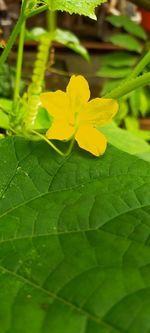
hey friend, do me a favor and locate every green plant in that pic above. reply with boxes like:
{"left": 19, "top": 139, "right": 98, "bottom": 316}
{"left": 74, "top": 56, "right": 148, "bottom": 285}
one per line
{"left": 97, "top": 14, "right": 150, "bottom": 140}
{"left": 0, "top": 1, "right": 150, "bottom": 333}
{"left": 0, "top": 64, "right": 23, "bottom": 99}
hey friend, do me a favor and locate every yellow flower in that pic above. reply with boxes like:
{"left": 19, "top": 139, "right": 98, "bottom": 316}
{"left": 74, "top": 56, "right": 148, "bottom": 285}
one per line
{"left": 40, "top": 75, "right": 118, "bottom": 156}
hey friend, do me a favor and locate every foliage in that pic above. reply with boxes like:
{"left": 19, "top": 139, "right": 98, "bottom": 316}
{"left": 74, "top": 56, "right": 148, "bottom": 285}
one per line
{"left": 44, "top": 0, "right": 106, "bottom": 18}
{"left": 0, "top": 136, "right": 150, "bottom": 333}
{"left": 97, "top": 48, "right": 150, "bottom": 140}
{"left": 0, "top": 64, "right": 24, "bottom": 99}
{"left": 101, "top": 122, "right": 150, "bottom": 160}
{"left": 106, "top": 14, "right": 147, "bottom": 53}
{"left": 25, "top": 27, "right": 89, "bottom": 60}
{"left": 0, "top": 2, "right": 150, "bottom": 332}
{"left": 106, "top": 15, "right": 147, "bottom": 40}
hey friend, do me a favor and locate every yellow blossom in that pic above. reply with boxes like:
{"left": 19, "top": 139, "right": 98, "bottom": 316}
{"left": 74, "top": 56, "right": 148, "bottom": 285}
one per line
{"left": 40, "top": 75, "right": 118, "bottom": 156}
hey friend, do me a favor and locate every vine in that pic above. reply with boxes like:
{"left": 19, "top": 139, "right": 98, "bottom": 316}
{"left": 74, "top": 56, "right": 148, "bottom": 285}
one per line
{"left": 24, "top": 36, "right": 51, "bottom": 130}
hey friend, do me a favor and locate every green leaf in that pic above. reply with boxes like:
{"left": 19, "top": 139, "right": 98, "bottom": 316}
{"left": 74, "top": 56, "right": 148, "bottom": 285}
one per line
{"left": 100, "top": 51, "right": 137, "bottom": 68}
{"left": 54, "top": 29, "right": 90, "bottom": 60}
{"left": 108, "top": 33, "right": 142, "bottom": 53}
{"left": 101, "top": 122, "right": 150, "bottom": 160}
{"left": 125, "top": 116, "right": 139, "bottom": 131}
{"left": 97, "top": 66, "right": 131, "bottom": 78}
{"left": 0, "top": 136, "right": 150, "bottom": 333}
{"left": 0, "top": 98, "right": 12, "bottom": 129}
{"left": 115, "top": 99, "right": 128, "bottom": 125}
{"left": 106, "top": 15, "right": 147, "bottom": 40}
{"left": 100, "top": 79, "right": 123, "bottom": 95}
{"left": 45, "top": 0, "right": 106, "bottom": 18}
{"left": 129, "top": 89, "right": 141, "bottom": 117}
{"left": 139, "top": 87, "right": 150, "bottom": 117}
{"left": 0, "top": 98, "right": 12, "bottom": 114}
{"left": 0, "top": 109, "right": 9, "bottom": 129}
{"left": 124, "top": 117, "right": 150, "bottom": 142}
{"left": 25, "top": 28, "right": 48, "bottom": 41}
{"left": 25, "top": 28, "right": 89, "bottom": 60}
{"left": 34, "top": 107, "right": 52, "bottom": 130}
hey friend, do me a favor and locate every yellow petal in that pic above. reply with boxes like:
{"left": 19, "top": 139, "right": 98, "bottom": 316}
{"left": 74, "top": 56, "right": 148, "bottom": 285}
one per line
{"left": 80, "top": 98, "right": 118, "bottom": 126}
{"left": 66, "top": 75, "right": 90, "bottom": 108}
{"left": 46, "top": 121, "right": 74, "bottom": 141}
{"left": 75, "top": 125, "right": 107, "bottom": 156}
{"left": 40, "top": 91, "right": 69, "bottom": 121}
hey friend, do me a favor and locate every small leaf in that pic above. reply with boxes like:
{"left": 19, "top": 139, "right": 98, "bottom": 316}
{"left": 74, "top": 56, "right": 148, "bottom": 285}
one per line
{"left": 100, "top": 51, "right": 138, "bottom": 68}
{"left": 0, "top": 98, "right": 12, "bottom": 114}
{"left": 34, "top": 107, "right": 52, "bottom": 130}
{"left": 25, "top": 28, "right": 48, "bottom": 41}
{"left": 139, "top": 87, "right": 150, "bottom": 117}
{"left": 54, "top": 29, "right": 89, "bottom": 60}
{"left": 125, "top": 116, "right": 139, "bottom": 131}
{"left": 108, "top": 33, "right": 142, "bottom": 53}
{"left": 129, "top": 89, "right": 141, "bottom": 117}
{"left": 0, "top": 109, "right": 9, "bottom": 129}
{"left": 115, "top": 99, "right": 128, "bottom": 125}
{"left": 97, "top": 66, "right": 131, "bottom": 78}
{"left": 101, "top": 121, "right": 150, "bottom": 158}
{"left": 107, "top": 15, "right": 147, "bottom": 40}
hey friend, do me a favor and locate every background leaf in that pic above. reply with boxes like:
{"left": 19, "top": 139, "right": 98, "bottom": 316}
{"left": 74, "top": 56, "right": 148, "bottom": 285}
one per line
{"left": 106, "top": 15, "right": 147, "bottom": 40}
{"left": 100, "top": 51, "right": 137, "bottom": 68}
{"left": 108, "top": 34, "right": 142, "bottom": 53}
{"left": 0, "top": 137, "right": 150, "bottom": 332}
{"left": 97, "top": 66, "right": 131, "bottom": 78}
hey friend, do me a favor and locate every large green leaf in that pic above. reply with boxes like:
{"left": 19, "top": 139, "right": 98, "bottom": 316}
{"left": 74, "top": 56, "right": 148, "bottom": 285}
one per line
{"left": 0, "top": 137, "right": 150, "bottom": 333}
{"left": 44, "top": 0, "right": 106, "bottom": 18}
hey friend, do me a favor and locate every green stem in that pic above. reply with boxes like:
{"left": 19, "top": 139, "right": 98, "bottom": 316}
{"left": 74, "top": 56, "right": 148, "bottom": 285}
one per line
{"left": 32, "top": 130, "right": 65, "bottom": 156}
{"left": 104, "top": 72, "right": 150, "bottom": 99}
{"left": 0, "top": 1, "right": 46, "bottom": 69}
{"left": 130, "top": 50, "right": 150, "bottom": 79}
{"left": 47, "top": 10, "right": 57, "bottom": 33}
{"left": 65, "top": 137, "right": 75, "bottom": 156}
{"left": 0, "top": 14, "right": 25, "bottom": 68}
{"left": 27, "top": 4, "right": 48, "bottom": 18}
{"left": 13, "top": 20, "right": 26, "bottom": 110}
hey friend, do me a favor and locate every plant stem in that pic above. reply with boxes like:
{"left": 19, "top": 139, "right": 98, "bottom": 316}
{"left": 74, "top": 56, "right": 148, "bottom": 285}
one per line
{"left": 65, "top": 137, "right": 75, "bottom": 156}
{"left": 13, "top": 20, "right": 26, "bottom": 110}
{"left": 0, "top": 0, "right": 28, "bottom": 69}
{"left": 27, "top": 5, "right": 48, "bottom": 18}
{"left": 32, "top": 130, "right": 65, "bottom": 156}
{"left": 0, "top": 14, "right": 25, "bottom": 68}
{"left": 47, "top": 10, "right": 57, "bottom": 33}
{"left": 104, "top": 72, "right": 150, "bottom": 99}
{"left": 130, "top": 50, "right": 150, "bottom": 79}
